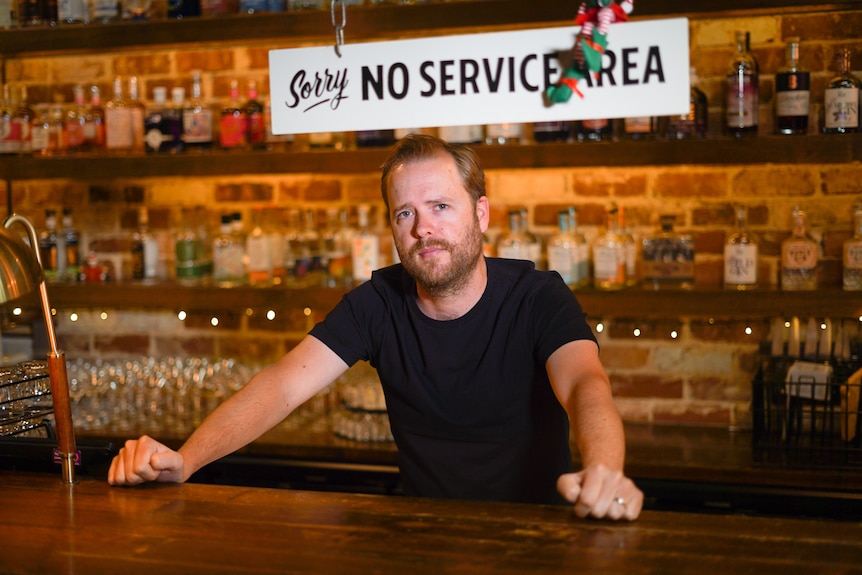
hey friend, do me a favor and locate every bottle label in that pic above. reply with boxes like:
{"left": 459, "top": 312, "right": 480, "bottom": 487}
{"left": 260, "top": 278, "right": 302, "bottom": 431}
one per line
{"left": 351, "top": 236, "right": 379, "bottom": 281}
{"left": 775, "top": 72, "right": 810, "bottom": 117}
{"left": 845, "top": 242, "right": 862, "bottom": 270}
{"left": 183, "top": 109, "right": 214, "bottom": 144}
{"left": 0, "top": 117, "right": 22, "bottom": 153}
{"left": 782, "top": 240, "right": 817, "bottom": 270}
{"left": 105, "top": 108, "right": 133, "bottom": 149}
{"left": 547, "top": 245, "right": 574, "bottom": 284}
{"left": 91, "top": 0, "right": 118, "bottom": 18}
{"left": 593, "top": 246, "right": 624, "bottom": 282}
{"left": 724, "top": 244, "right": 758, "bottom": 284}
{"left": 726, "top": 74, "right": 758, "bottom": 128}
{"left": 824, "top": 87, "right": 860, "bottom": 129}
{"left": 220, "top": 115, "right": 247, "bottom": 148}
{"left": 438, "top": 125, "right": 482, "bottom": 143}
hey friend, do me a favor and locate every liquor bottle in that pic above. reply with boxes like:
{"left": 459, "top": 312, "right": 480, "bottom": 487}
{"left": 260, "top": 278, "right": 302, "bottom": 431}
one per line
{"left": 17, "top": 0, "right": 44, "bottom": 25}
{"left": 355, "top": 129, "right": 396, "bottom": 148}
{"left": 665, "top": 67, "right": 708, "bottom": 139}
{"left": 0, "top": 0, "right": 11, "bottom": 26}
{"left": 322, "top": 207, "right": 352, "bottom": 288}
{"left": 592, "top": 204, "right": 626, "bottom": 290}
{"left": 31, "top": 106, "right": 55, "bottom": 156}
{"left": 724, "top": 204, "right": 758, "bottom": 290}
{"left": 132, "top": 207, "right": 159, "bottom": 280}
{"left": 105, "top": 76, "right": 133, "bottom": 152}
{"left": 43, "top": 0, "right": 57, "bottom": 24}
{"left": 496, "top": 210, "right": 532, "bottom": 262}
{"left": 618, "top": 205, "right": 638, "bottom": 286}
{"left": 61, "top": 208, "right": 80, "bottom": 282}
{"left": 520, "top": 209, "right": 541, "bottom": 268}
{"left": 58, "top": 0, "right": 86, "bottom": 22}
{"left": 266, "top": 208, "right": 286, "bottom": 285}
{"left": 212, "top": 214, "right": 246, "bottom": 287}
{"left": 245, "top": 207, "right": 272, "bottom": 286}
{"left": 546, "top": 210, "right": 576, "bottom": 287}
{"left": 576, "top": 118, "right": 613, "bottom": 142}
{"left": 640, "top": 215, "right": 694, "bottom": 290}
{"left": 183, "top": 72, "right": 213, "bottom": 151}
{"left": 623, "top": 116, "right": 659, "bottom": 140}
{"left": 307, "top": 130, "right": 347, "bottom": 150}
{"left": 485, "top": 123, "right": 522, "bottom": 145}
{"left": 11, "top": 84, "right": 34, "bottom": 154}
{"left": 89, "top": 0, "right": 118, "bottom": 22}
{"left": 127, "top": 76, "right": 146, "bottom": 153}
{"left": 65, "top": 85, "right": 88, "bottom": 152}
{"left": 122, "top": 0, "right": 151, "bottom": 19}
{"left": 84, "top": 85, "right": 106, "bottom": 151}
{"left": 823, "top": 48, "right": 861, "bottom": 134}
{"left": 567, "top": 206, "right": 590, "bottom": 288}
{"left": 220, "top": 79, "right": 247, "bottom": 149}
{"left": 438, "top": 125, "right": 483, "bottom": 144}
{"left": 144, "top": 87, "right": 170, "bottom": 153}
{"left": 781, "top": 205, "right": 819, "bottom": 290}
{"left": 282, "top": 208, "right": 301, "bottom": 286}
{"left": 39, "top": 210, "right": 60, "bottom": 282}
{"left": 775, "top": 37, "right": 810, "bottom": 135}
{"left": 244, "top": 80, "right": 266, "bottom": 149}
{"left": 175, "top": 208, "right": 210, "bottom": 285}
{"left": 351, "top": 204, "right": 379, "bottom": 283}
{"left": 532, "top": 121, "right": 570, "bottom": 143}
{"left": 843, "top": 204, "right": 862, "bottom": 291}
{"left": 295, "top": 209, "right": 323, "bottom": 286}
{"left": 726, "top": 30, "right": 759, "bottom": 137}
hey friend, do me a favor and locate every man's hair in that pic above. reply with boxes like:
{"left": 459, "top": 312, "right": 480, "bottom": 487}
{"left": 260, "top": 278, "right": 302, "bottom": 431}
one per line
{"left": 380, "top": 134, "right": 486, "bottom": 212}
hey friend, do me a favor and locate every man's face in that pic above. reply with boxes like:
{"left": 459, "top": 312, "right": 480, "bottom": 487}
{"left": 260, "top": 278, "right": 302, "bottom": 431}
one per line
{"left": 387, "top": 153, "right": 489, "bottom": 295}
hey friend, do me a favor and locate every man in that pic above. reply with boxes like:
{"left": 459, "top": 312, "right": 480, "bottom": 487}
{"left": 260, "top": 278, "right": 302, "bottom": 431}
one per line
{"left": 109, "top": 134, "right": 643, "bottom": 521}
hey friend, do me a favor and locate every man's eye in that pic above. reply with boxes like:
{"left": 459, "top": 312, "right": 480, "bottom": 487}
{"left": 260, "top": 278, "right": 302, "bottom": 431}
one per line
{"left": 436, "top": 204, "right": 448, "bottom": 211}
{"left": 396, "top": 210, "right": 412, "bottom": 219}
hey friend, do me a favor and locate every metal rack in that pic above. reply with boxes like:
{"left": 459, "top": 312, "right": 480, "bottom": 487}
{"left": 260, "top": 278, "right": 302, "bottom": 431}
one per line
{"left": 0, "top": 360, "right": 54, "bottom": 439}
{"left": 752, "top": 349, "right": 862, "bottom": 470}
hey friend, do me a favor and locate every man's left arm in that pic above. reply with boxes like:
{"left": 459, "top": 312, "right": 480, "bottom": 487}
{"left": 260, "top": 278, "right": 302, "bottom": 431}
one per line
{"left": 546, "top": 339, "right": 643, "bottom": 521}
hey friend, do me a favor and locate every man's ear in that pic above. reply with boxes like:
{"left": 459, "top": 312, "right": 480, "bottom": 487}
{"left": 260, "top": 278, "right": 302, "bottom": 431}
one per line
{"left": 476, "top": 196, "right": 490, "bottom": 233}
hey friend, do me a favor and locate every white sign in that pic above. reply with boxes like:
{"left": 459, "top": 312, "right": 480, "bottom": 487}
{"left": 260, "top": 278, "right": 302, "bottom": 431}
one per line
{"left": 268, "top": 18, "right": 690, "bottom": 134}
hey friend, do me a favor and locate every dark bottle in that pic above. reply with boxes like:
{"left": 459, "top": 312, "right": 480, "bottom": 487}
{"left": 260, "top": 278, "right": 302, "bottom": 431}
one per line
{"left": 144, "top": 87, "right": 183, "bottom": 153}
{"left": 244, "top": 80, "right": 266, "bottom": 150}
{"left": 532, "top": 121, "right": 570, "bottom": 143}
{"left": 823, "top": 48, "right": 861, "bottom": 134}
{"left": 666, "top": 67, "right": 708, "bottom": 139}
{"left": 355, "top": 129, "right": 396, "bottom": 147}
{"left": 775, "top": 37, "right": 810, "bottom": 135}
{"left": 726, "top": 30, "right": 759, "bottom": 137}
{"left": 576, "top": 118, "right": 614, "bottom": 142}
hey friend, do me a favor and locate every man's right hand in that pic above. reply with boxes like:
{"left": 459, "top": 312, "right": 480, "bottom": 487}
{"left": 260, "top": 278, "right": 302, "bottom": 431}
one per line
{"left": 108, "top": 435, "right": 186, "bottom": 486}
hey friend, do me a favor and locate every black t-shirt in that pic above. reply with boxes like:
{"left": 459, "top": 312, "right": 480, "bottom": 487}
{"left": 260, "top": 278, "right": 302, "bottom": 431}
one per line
{"left": 309, "top": 258, "right": 597, "bottom": 504}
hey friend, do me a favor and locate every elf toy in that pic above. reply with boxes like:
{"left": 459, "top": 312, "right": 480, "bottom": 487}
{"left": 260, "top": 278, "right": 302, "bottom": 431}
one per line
{"left": 545, "top": 0, "right": 635, "bottom": 104}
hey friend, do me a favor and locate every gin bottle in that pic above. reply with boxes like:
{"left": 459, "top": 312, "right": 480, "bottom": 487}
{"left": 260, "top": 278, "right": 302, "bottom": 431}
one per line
{"left": 592, "top": 205, "right": 626, "bottom": 290}
{"left": 213, "top": 214, "right": 246, "bottom": 288}
{"left": 496, "top": 210, "right": 532, "bottom": 262}
{"left": 640, "top": 215, "right": 694, "bottom": 290}
{"left": 843, "top": 205, "right": 862, "bottom": 291}
{"left": 546, "top": 211, "right": 576, "bottom": 287}
{"left": 726, "top": 30, "right": 759, "bottom": 137}
{"left": 823, "top": 48, "right": 861, "bottom": 134}
{"left": 567, "top": 206, "right": 590, "bottom": 288}
{"left": 351, "top": 204, "right": 380, "bottom": 283}
{"left": 665, "top": 67, "right": 708, "bottom": 139}
{"left": 775, "top": 37, "right": 810, "bottom": 135}
{"left": 183, "top": 72, "right": 214, "bottom": 151}
{"left": 724, "top": 204, "right": 758, "bottom": 290}
{"left": 781, "top": 206, "right": 819, "bottom": 290}
{"left": 245, "top": 207, "right": 273, "bottom": 287}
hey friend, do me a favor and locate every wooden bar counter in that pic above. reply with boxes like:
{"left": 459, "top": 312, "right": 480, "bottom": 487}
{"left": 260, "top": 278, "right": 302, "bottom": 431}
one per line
{"left": 2, "top": 471, "right": 861, "bottom": 575}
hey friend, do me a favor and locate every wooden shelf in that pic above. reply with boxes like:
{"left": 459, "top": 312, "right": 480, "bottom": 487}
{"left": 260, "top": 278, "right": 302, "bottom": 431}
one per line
{"left": 2, "top": 0, "right": 859, "bottom": 57}
{"left": 44, "top": 282, "right": 862, "bottom": 321}
{"left": 3, "top": 134, "right": 860, "bottom": 180}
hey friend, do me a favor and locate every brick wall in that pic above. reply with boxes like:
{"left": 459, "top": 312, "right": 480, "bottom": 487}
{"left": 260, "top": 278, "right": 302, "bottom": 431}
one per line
{"left": 5, "top": 6, "right": 862, "bottom": 429}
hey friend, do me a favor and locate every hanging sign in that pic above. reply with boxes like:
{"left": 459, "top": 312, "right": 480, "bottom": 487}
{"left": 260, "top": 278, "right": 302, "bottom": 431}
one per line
{"left": 268, "top": 18, "right": 689, "bottom": 135}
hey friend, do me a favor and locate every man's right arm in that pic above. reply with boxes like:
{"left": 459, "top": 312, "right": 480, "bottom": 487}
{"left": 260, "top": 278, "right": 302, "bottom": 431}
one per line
{"left": 108, "top": 335, "right": 349, "bottom": 486}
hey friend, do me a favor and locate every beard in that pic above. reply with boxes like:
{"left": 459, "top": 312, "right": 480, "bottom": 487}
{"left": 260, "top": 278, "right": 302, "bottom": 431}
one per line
{"left": 398, "top": 217, "right": 484, "bottom": 297}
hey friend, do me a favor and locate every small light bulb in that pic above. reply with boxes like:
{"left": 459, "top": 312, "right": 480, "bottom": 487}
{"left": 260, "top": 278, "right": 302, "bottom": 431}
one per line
{"left": 633, "top": 328, "right": 641, "bottom": 337}
{"left": 266, "top": 310, "right": 276, "bottom": 321}
{"left": 178, "top": 310, "right": 187, "bottom": 321}
{"left": 745, "top": 326, "right": 753, "bottom": 335}
{"left": 670, "top": 330, "right": 678, "bottom": 339}
{"left": 303, "top": 307, "right": 312, "bottom": 317}
{"left": 12, "top": 307, "right": 21, "bottom": 316}
{"left": 70, "top": 313, "right": 79, "bottom": 322}
{"left": 596, "top": 322, "right": 604, "bottom": 333}
{"left": 100, "top": 311, "right": 108, "bottom": 320}
{"left": 211, "top": 317, "right": 219, "bottom": 327}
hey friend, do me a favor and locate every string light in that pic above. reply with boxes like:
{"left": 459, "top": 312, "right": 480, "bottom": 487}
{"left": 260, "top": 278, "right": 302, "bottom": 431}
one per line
{"left": 633, "top": 327, "right": 641, "bottom": 337}
{"left": 303, "top": 307, "right": 312, "bottom": 317}
{"left": 595, "top": 322, "right": 604, "bottom": 333}
{"left": 12, "top": 307, "right": 21, "bottom": 316}
{"left": 177, "top": 310, "right": 187, "bottom": 321}
{"left": 745, "top": 326, "right": 753, "bottom": 335}
{"left": 100, "top": 311, "right": 108, "bottom": 320}
{"left": 69, "top": 313, "right": 78, "bottom": 322}
{"left": 211, "top": 317, "right": 219, "bottom": 327}
{"left": 266, "top": 310, "right": 276, "bottom": 321}
{"left": 670, "top": 330, "right": 678, "bottom": 339}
